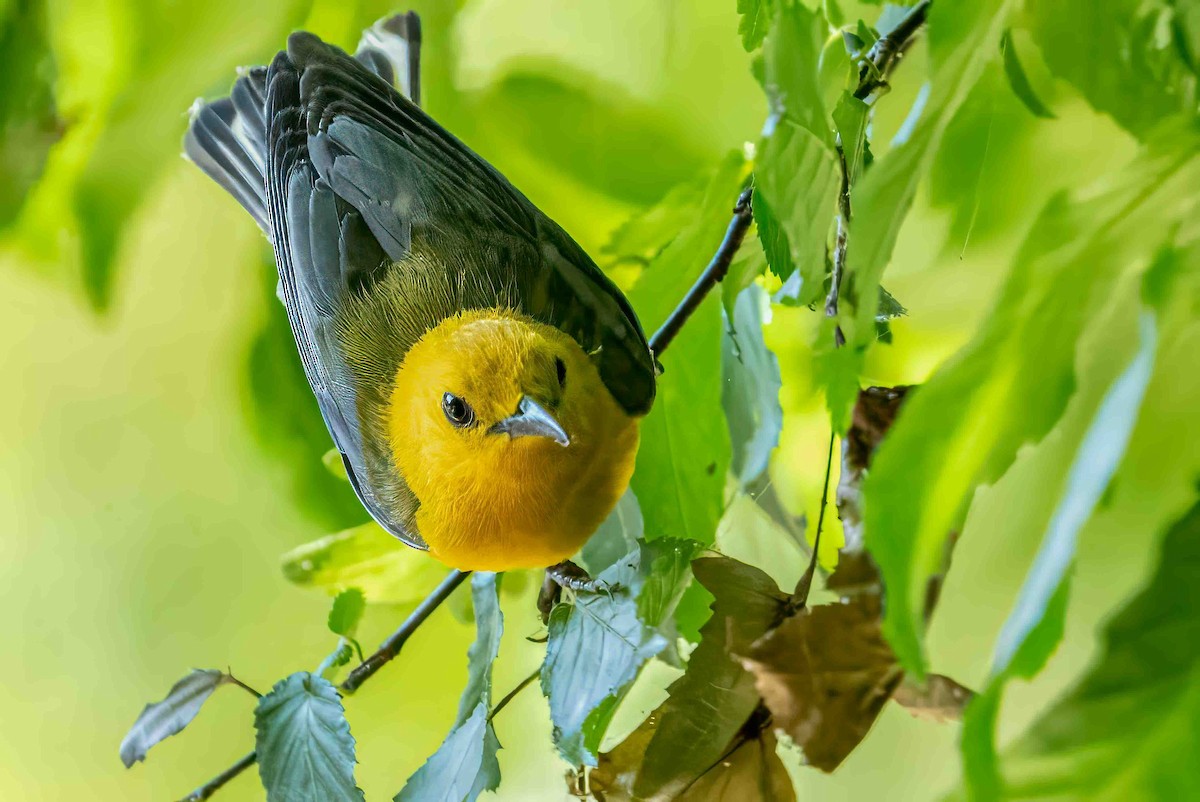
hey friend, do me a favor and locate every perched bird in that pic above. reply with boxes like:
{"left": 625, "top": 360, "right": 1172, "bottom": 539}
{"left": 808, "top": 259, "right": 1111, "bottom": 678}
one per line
{"left": 184, "top": 14, "right": 655, "bottom": 571}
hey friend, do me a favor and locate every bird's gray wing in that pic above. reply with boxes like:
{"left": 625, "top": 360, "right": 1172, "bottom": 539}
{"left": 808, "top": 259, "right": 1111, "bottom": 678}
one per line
{"left": 265, "top": 45, "right": 427, "bottom": 549}
{"left": 282, "top": 31, "right": 657, "bottom": 415}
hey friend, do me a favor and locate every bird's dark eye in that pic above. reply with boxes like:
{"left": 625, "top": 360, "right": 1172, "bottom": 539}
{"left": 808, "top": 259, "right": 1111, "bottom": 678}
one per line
{"left": 442, "top": 392, "right": 475, "bottom": 428}
{"left": 555, "top": 356, "right": 567, "bottom": 388}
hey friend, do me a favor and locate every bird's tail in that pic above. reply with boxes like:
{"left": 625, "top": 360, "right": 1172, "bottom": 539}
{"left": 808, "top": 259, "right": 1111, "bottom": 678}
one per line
{"left": 183, "top": 11, "right": 423, "bottom": 234}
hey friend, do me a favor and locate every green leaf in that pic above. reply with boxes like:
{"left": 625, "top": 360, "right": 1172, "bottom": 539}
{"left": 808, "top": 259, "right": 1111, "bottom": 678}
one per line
{"left": 833, "top": 0, "right": 1016, "bottom": 406}
{"left": 722, "top": 285, "right": 783, "bottom": 488}
{"left": 635, "top": 556, "right": 790, "bottom": 798}
{"left": 602, "top": 175, "right": 706, "bottom": 266}
{"left": 750, "top": 188, "right": 792, "bottom": 283}
{"left": 961, "top": 304, "right": 1160, "bottom": 799}
{"left": 322, "top": 449, "right": 351, "bottom": 481}
{"left": 119, "top": 669, "right": 232, "bottom": 768}
{"left": 738, "top": 0, "right": 773, "bottom": 51}
{"left": 832, "top": 91, "right": 870, "bottom": 186}
{"left": 763, "top": 0, "right": 832, "bottom": 143}
{"left": 255, "top": 672, "right": 365, "bottom": 802}
{"left": 470, "top": 70, "right": 714, "bottom": 208}
{"left": 865, "top": 134, "right": 1200, "bottom": 676}
{"left": 994, "top": 500, "right": 1200, "bottom": 800}
{"left": 397, "top": 572, "right": 503, "bottom": 802}
{"left": 581, "top": 489, "right": 644, "bottom": 575}
{"left": 721, "top": 234, "right": 769, "bottom": 321}
{"left": 1000, "top": 30, "right": 1054, "bottom": 119}
{"left": 1026, "top": 0, "right": 1198, "bottom": 138}
{"left": 629, "top": 154, "right": 744, "bottom": 544}
{"left": 327, "top": 588, "right": 366, "bottom": 638}
{"left": 281, "top": 522, "right": 451, "bottom": 605}
{"left": 0, "top": 0, "right": 59, "bottom": 228}
{"left": 541, "top": 539, "right": 699, "bottom": 766}
{"left": 994, "top": 310, "right": 1158, "bottom": 674}
{"left": 756, "top": 0, "right": 840, "bottom": 307}
{"left": 960, "top": 580, "right": 1070, "bottom": 801}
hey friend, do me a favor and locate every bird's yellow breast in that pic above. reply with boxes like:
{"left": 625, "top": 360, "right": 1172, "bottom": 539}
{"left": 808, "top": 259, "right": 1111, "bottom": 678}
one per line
{"left": 387, "top": 309, "right": 641, "bottom": 571}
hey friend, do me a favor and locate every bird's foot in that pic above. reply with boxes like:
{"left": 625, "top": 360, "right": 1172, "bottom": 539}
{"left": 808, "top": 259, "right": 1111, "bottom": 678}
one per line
{"left": 537, "top": 560, "right": 619, "bottom": 623}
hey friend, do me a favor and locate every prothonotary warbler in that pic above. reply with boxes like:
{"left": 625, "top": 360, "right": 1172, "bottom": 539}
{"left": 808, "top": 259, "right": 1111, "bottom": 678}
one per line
{"left": 184, "top": 13, "right": 655, "bottom": 571}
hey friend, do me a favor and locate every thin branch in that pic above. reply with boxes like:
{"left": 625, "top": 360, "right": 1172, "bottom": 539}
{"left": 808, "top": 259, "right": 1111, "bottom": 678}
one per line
{"left": 827, "top": 0, "right": 930, "bottom": 343}
{"left": 648, "top": 187, "right": 754, "bottom": 356}
{"left": 488, "top": 668, "right": 541, "bottom": 722}
{"left": 791, "top": 428, "right": 837, "bottom": 607}
{"left": 180, "top": 751, "right": 257, "bottom": 802}
{"left": 176, "top": 186, "right": 755, "bottom": 801}
{"left": 341, "top": 569, "right": 471, "bottom": 693}
{"left": 225, "top": 671, "right": 262, "bottom": 699}
{"left": 853, "top": 0, "right": 932, "bottom": 101}
{"left": 825, "top": 141, "right": 853, "bottom": 346}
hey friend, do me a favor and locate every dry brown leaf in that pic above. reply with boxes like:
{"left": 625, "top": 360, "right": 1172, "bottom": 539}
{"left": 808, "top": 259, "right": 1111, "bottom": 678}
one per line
{"left": 738, "top": 595, "right": 902, "bottom": 772}
{"left": 891, "top": 674, "right": 975, "bottom": 723}
{"left": 679, "top": 725, "right": 796, "bottom": 802}
{"left": 632, "top": 557, "right": 790, "bottom": 799}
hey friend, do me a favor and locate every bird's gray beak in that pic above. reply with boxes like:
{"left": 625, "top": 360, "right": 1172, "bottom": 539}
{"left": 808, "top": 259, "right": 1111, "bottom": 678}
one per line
{"left": 489, "top": 396, "right": 570, "bottom": 446}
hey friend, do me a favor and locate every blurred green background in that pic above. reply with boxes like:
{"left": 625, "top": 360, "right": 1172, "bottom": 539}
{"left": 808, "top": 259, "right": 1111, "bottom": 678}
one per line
{"left": 2, "top": 0, "right": 1196, "bottom": 799}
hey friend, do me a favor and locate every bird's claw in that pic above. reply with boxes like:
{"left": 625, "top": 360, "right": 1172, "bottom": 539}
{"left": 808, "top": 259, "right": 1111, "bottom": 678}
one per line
{"left": 537, "top": 560, "right": 616, "bottom": 623}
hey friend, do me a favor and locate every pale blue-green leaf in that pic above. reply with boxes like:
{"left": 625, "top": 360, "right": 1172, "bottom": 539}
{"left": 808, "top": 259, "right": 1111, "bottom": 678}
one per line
{"left": 541, "top": 540, "right": 697, "bottom": 766}
{"left": 396, "top": 572, "right": 503, "bottom": 802}
{"left": 722, "top": 285, "right": 783, "bottom": 488}
{"left": 581, "top": 489, "right": 644, "bottom": 575}
{"left": 992, "top": 311, "right": 1157, "bottom": 675}
{"left": 119, "top": 669, "right": 231, "bottom": 767}
{"left": 255, "top": 672, "right": 364, "bottom": 802}
{"left": 1027, "top": 0, "right": 1198, "bottom": 138}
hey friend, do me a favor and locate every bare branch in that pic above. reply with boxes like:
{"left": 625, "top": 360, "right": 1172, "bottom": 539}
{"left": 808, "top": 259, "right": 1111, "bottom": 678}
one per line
{"left": 649, "top": 187, "right": 755, "bottom": 356}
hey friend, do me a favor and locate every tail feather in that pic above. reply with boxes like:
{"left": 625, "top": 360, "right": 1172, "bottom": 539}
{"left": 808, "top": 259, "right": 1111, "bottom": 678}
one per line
{"left": 184, "top": 13, "right": 422, "bottom": 235}
{"left": 355, "top": 11, "right": 421, "bottom": 104}
{"left": 185, "top": 68, "right": 270, "bottom": 232}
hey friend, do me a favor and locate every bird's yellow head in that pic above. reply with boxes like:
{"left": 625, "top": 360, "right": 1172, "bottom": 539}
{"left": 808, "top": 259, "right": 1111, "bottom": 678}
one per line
{"left": 388, "top": 309, "right": 640, "bottom": 571}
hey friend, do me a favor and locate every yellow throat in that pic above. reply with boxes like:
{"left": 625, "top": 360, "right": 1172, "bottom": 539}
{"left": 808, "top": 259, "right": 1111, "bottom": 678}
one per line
{"left": 387, "top": 309, "right": 640, "bottom": 571}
